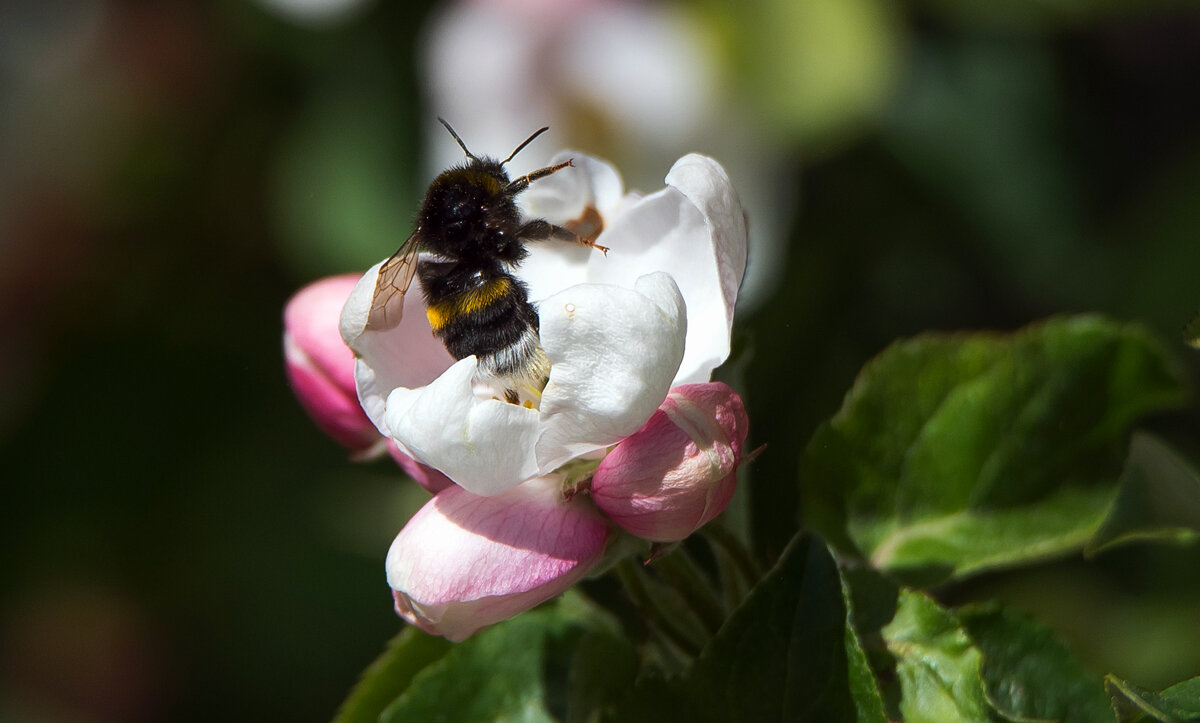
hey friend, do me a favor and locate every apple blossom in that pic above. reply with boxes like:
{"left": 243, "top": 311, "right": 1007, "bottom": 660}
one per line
{"left": 591, "top": 382, "right": 749, "bottom": 542}
{"left": 386, "top": 475, "right": 613, "bottom": 641}
{"left": 340, "top": 151, "right": 747, "bottom": 497}
{"left": 332, "top": 149, "right": 747, "bottom": 639}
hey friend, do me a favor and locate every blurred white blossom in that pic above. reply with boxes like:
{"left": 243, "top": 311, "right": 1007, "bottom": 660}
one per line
{"left": 253, "top": 0, "right": 374, "bottom": 27}
{"left": 420, "top": 0, "right": 793, "bottom": 311}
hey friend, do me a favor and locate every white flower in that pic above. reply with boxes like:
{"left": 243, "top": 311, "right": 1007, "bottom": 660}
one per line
{"left": 340, "top": 152, "right": 747, "bottom": 496}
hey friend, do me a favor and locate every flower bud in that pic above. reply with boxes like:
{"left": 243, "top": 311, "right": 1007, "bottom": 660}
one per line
{"left": 387, "top": 475, "right": 612, "bottom": 641}
{"left": 590, "top": 382, "right": 748, "bottom": 542}
{"left": 283, "top": 274, "right": 378, "bottom": 451}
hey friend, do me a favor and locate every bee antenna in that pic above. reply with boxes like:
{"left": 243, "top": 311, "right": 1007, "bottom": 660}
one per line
{"left": 502, "top": 126, "right": 550, "bottom": 165}
{"left": 438, "top": 117, "right": 478, "bottom": 162}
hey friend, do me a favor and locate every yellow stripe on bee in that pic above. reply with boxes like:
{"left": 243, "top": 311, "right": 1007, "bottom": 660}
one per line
{"left": 426, "top": 277, "right": 513, "bottom": 331}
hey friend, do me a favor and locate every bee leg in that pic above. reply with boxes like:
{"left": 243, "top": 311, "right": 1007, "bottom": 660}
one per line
{"left": 517, "top": 219, "right": 609, "bottom": 255}
{"left": 506, "top": 160, "right": 572, "bottom": 195}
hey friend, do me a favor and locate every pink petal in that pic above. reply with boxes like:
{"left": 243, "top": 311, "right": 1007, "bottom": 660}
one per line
{"left": 591, "top": 382, "right": 748, "bottom": 541}
{"left": 386, "top": 476, "right": 612, "bottom": 640}
{"left": 283, "top": 274, "right": 378, "bottom": 450}
{"left": 386, "top": 442, "right": 453, "bottom": 494}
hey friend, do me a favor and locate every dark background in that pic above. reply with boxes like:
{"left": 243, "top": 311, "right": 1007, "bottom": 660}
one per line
{"left": 2, "top": 0, "right": 1199, "bottom": 720}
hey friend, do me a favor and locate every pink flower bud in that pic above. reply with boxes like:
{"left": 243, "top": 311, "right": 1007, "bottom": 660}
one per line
{"left": 386, "top": 475, "right": 613, "bottom": 641}
{"left": 590, "top": 382, "right": 748, "bottom": 542}
{"left": 283, "top": 274, "right": 378, "bottom": 451}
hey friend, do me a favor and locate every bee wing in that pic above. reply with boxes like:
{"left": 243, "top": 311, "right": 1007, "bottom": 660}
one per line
{"left": 366, "top": 233, "right": 421, "bottom": 332}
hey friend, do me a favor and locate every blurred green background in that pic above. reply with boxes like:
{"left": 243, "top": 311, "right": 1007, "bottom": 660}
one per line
{"left": 2, "top": 0, "right": 1199, "bottom": 720}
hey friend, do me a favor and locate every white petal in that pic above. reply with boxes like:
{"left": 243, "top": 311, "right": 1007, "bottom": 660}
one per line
{"left": 384, "top": 357, "right": 541, "bottom": 496}
{"left": 519, "top": 151, "right": 626, "bottom": 224}
{"left": 340, "top": 263, "right": 456, "bottom": 433}
{"left": 578, "top": 154, "right": 747, "bottom": 385}
{"left": 666, "top": 154, "right": 748, "bottom": 332}
{"left": 534, "top": 273, "right": 686, "bottom": 472}
{"left": 518, "top": 152, "right": 626, "bottom": 305}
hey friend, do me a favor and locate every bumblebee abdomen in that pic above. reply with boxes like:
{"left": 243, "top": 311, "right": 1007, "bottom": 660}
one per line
{"left": 425, "top": 274, "right": 540, "bottom": 369}
{"left": 425, "top": 276, "right": 515, "bottom": 332}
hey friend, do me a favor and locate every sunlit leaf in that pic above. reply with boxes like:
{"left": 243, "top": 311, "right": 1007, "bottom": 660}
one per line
{"left": 884, "top": 593, "right": 1111, "bottom": 723}
{"left": 883, "top": 591, "right": 990, "bottom": 723}
{"left": 802, "top": 315, "right": 1187, "bottom": 585}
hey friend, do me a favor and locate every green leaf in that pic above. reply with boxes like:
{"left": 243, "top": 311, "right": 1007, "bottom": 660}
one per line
{"left": 883, "top": 591, "right": 991, "bottom": 723}
{"left": 565, "top": 623, "right": 640, "bottom": 723}
{"left": 678, "top": 534, "right": 886, "bottom": 722}
{"left": 802, "top": 315, "right": 1187, "bottom": 585}
{"left": 840, "top": 573, "right": 891, "bottom": 723}
{"left": 1107, "top": 674, "right": 1200, "bottom": 722}
{"left": 841, "top": 565, "right": 899, "bottom": 637}
{"left": 1089, "top": 433, "right": 1200, "bottom": 555}
{"left": 380, "top": 593, "right": 636, "bottom": 723}
{"left": 960, "top": 606, "right": 1111, "bottom": 723}
{"left": 333, "top": 626, "right": 453, "bottom": 723}
{"left": 884, "top": 593, "right": 1113, "bottom": 723}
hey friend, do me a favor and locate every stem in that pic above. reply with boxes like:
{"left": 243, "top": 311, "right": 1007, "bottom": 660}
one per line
{"left": 652, "top": 549, "right": 726, "bottom": 635}
{"left": 701, "top": 523, "right": 763, "bottom": 586}
{"left": 615, "top": 558, "right": 705, "bottom": 657}
{"left": 713, "top": 543, "right": 746, "bottom": 612}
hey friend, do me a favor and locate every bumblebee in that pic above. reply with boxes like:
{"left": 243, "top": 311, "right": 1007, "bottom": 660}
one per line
{"left": 367, "top": 119, "right": 608, "bottom": 405}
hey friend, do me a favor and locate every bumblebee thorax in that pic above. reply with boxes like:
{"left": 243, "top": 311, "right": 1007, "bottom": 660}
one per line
{"left": 418, "top": 160, "right": 524, "bottom": 261}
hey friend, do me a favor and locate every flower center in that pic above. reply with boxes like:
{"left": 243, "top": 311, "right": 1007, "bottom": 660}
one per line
{"left": 564, "top": 204, "right": 605, "bottom": 246}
